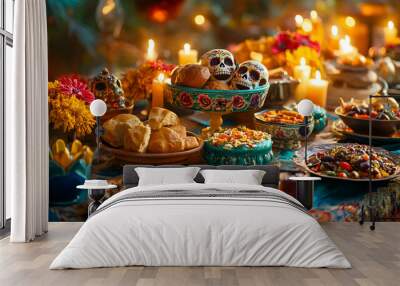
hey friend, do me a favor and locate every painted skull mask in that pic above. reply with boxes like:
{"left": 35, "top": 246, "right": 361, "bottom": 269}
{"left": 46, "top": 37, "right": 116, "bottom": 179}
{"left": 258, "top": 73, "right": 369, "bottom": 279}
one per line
{"left": 200, "top": 49, "right": 236, "bottom": 82}
{"left": 231, "top": 60, "right": 269, "bottom": 90}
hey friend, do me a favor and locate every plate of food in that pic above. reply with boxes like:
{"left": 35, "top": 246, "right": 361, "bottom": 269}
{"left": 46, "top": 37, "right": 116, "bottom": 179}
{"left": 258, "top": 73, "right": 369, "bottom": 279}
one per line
{"left": 335, "top": 97, "right": 400, "bottom": 136}
{"left": 303, "top": 143, "right": 400, "bottom": 181}
{"left": 254, "top": 109, "right": 314, "bottom": 149}
{"left": 100, "top": 107, "right": 203, "bottom": 164}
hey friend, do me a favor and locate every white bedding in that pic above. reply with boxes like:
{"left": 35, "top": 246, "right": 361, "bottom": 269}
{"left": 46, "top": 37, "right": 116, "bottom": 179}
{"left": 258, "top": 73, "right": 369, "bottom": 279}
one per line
{"left": 50, "top": 183, "right": 351, "bottom": 269}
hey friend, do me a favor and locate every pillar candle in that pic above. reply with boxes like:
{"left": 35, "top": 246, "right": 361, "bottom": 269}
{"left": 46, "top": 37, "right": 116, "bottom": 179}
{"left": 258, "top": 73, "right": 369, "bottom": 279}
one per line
{"left": 178, "top": 43, "right": 198, "bottom": 65}
{"left": 384, "top": 21, "right": 398, "bottom": 46}
{"left": 152, "top": 73, "right": 165, "bottom": 108}
{"left": 306, "top": 71, "right": 328, "bottom": 107}
{"left": 293, "top": 57, "right": 311, "bottom": 82}
{"left": 145, "top": 39, "right": 157, "bottom": 62}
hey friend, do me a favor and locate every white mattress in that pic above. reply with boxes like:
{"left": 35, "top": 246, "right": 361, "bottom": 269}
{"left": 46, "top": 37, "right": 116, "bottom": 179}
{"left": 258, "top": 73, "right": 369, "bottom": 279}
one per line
{"left": 50, "top": 183, "right": 351, "bottom": 269}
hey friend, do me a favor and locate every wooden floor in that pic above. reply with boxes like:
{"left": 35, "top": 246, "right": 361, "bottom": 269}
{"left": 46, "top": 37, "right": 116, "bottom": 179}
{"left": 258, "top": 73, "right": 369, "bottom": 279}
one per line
{"left": 0, "top": 222, "right": 399, "bottom": 286}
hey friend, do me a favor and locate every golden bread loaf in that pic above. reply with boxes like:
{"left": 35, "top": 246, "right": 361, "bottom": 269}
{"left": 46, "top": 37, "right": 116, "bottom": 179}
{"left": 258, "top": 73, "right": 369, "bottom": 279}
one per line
{"left": 171, "top": 64, "right": 210, "bottom": 88}
{"left": 204, "top": 80, "right": 231, "bottom": 90}
{"left": 102, "top": 114, "right": 143, "bottom": 147}
{"left": 147, "top": 127, "right": 185, "bottom": 153}
{"left": 123, "top": 125, "right": 151, "bottom": 153}
{"left": 148, "top": 107, "right": 179, "bottom": 130}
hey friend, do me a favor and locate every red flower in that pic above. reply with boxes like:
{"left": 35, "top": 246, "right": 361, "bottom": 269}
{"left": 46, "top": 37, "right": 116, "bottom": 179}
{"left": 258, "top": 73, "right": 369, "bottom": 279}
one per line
{"left": 197, "top": 94, "right": 212, "bottom": 110}
{"left": 232, "top": 95, "right": 246, "bottom": 110}
{"left": 272, "top": 31, "right": 320, "bottom": 54}
{"left": 178, "top": 92, "right": 194, "bottom": 108}
{"left": 58, "top": 75, "right": 94, "bottom": 104}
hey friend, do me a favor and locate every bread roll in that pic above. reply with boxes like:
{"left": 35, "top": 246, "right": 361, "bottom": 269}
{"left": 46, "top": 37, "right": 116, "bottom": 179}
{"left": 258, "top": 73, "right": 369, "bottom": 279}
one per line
{"left": 123, "top": 125, "right": 151, "bottom": 153}
{"left": 147, "top": 127, "right": 185, "bottom": 153}
{"left": 184, "top": 136, "right": 199, "bottom": 150}
{"left": 102, "top": 114, "right": 143, "bottom": 147}
{"left": 148, "top": 107, "right": 179, "bottom": 130}
{"left": 172, "top": 64, "right": 210, "bottom": 88}
{"left": 169, "top": 124, "right": 186, "bottom": 138}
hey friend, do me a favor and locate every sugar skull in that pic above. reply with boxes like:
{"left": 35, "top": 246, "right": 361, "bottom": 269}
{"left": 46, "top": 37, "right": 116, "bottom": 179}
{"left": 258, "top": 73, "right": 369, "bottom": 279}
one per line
{"left": 231, "top": 60, "right": 269, "bottom": 90}
{"left": 91, "top": 68, "right": 126, "bottom": 109}
{"left": 200, "top": 49, "right": 236, "bottom": 82}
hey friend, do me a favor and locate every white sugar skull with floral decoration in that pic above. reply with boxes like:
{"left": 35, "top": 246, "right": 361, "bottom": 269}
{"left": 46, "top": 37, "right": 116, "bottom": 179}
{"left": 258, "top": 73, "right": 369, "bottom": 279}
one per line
{"left": 231, "top": 60, "right": 269, "bottom": 90}
{"left": 200, "top": 49, "right": 236, "bottom": 82}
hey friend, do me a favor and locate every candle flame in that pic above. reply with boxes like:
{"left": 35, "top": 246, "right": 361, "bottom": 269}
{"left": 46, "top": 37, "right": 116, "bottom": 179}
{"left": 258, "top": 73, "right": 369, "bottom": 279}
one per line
{"left": 101, "top": 0, "right": 115, "bottom": 15}
{"left": 310, "top": 10, "right": 318, "bottom": 21}
{"left": 331, "top": 25, "right": 338, "bottom": 37}
{"left": 157, "top": 73, "right": 165, "bottom": 81}
{"left": 345, "top": 16, "right": 356, "bottom": 28}
{"left": 148, "top": 39, "right": 155, "bottom": 50}
{"left": 300, "top": 57, "right": 306, "bottom": 66}
{"left": 183, "top": 43, "right": 191, "bottom": 54}
{"left": 302, "top": 19, "right": 313, "bottom": 33}
{"left": 388, "top": 20, "right": 395, "bottom": 29}
{"left": 315, "top": 70, "right": 321, "bottom": 80}
{"left": 294, "top": 15, "right": 303, "bottom": 27}
{"left": 194, "top": 14, "right": 205, "bottom": 25}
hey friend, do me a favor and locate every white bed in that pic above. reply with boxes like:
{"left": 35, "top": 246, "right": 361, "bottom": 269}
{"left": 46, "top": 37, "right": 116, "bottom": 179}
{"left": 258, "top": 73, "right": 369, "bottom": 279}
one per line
{"left": 50, "top": 181, "right": 351, "bottom": 269}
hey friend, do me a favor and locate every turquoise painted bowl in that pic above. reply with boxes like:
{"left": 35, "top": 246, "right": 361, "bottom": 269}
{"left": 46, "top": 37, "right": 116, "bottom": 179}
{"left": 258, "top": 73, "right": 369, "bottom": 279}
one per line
{"left": 165, "top": 83, "right": 270, "bottom": 113}
{"left": 203, "top": 139, "right": 274, "bottom": 165}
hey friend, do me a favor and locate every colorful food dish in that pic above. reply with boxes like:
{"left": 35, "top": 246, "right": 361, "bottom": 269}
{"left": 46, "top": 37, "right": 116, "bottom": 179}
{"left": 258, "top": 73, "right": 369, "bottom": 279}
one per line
{"left": 255, "top": 110, "right": 304, "bottom": 124}
{"left": 203, "top": 126, "right": 273, "bottom": 165}
{"left": 254, "top": 109, "right": 314, "bottom": 150}
{"left": 335, "top": 98, "right": 400, "bottom": 136}
{"left": 339, "top": 97, "right": 400, "bottom": 120}
{"left": 307, "top": 144, "right": 398, "bottom": 180}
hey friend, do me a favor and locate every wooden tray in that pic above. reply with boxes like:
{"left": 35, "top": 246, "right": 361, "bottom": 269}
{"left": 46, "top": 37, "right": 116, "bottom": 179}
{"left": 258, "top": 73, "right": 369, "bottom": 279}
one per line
{"left": 101, "top": 132, "right": 203, "bottom": 164}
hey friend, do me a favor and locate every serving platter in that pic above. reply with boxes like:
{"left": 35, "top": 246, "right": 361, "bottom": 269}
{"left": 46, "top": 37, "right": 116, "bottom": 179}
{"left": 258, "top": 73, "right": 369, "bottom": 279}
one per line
{"left": 101, "top": 132, "right": 204, "bottom": 164}
{"left": 298, "top": 143, "right": 400, "bottom": 182}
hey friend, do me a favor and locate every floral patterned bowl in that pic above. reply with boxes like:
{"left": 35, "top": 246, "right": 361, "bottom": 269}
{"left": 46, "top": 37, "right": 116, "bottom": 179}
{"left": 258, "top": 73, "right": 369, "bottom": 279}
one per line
{"left": 165, "top": 83, "right": 270, "bottom": 112}
{"left": 254, "top": 109, "right": 314, "bottom": 150}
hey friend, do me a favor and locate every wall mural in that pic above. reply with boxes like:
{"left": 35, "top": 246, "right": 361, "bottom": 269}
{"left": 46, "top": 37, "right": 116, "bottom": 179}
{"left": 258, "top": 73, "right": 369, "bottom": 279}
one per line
{"left": 47, "top": 0, "right": 400, "bottom": 222}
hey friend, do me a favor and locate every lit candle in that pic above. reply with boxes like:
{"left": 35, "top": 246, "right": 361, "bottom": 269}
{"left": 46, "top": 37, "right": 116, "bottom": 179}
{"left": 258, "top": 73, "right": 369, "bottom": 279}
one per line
{"left": 293, "top": 57, "right": 311, "bottom": 82}
{"left": 338, "top": 35, "right": 358, "bottom": 57}
{"left": 178, "top": 43, "right": 198, "bottom": 65}
{"left": 310, "top": 10, "right": 319, "bottom": 23}
{"left": 306, "top": 71, "right": 328, "bottom": 107}
{"left": 152, "top": 73, "right": 165, "bottom": 108}
{"left": 145, "top": 39, "right": 157, "bottom": 62}
{"left": 294, "top": 14, "right": 303, "bottom": 28}
{"left": 330, "top": 25, "right": 339, "bottom": 50}
{"left": 301, "top": 18, "right": 313, "bottom": 34}
{"left": 384, "top": 21, "right": 398, "bottom": 46}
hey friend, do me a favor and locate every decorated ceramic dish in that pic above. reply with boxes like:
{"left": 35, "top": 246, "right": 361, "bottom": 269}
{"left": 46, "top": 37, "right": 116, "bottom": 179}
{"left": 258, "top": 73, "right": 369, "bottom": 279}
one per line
{"left": 203, "top": 126, "right": 274, "bottom": 165}
{"left": 254, "top": 109, "right": 314, "bottom": 150}
{"left": 165, "top": 83, "right": 270, "bottom": 113}
{"left": 303, "top": 143, "right": 400, "bottom": 182}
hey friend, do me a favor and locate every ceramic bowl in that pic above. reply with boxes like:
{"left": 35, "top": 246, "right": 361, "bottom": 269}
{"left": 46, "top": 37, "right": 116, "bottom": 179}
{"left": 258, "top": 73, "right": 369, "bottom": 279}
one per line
{"left": 165, "top": 83, "right": 270, "bottom": 113}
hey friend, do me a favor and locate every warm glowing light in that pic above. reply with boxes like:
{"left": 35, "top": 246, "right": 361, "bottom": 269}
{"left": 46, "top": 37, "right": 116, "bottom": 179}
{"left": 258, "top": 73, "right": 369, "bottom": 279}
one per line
{"left": 302, "top": 19, "right": 313, "bottom": 33}
{"left": 194, "top": 14, "right": 205, "bottom": 25}
{"left": 157, "top": 73, "right": 165, "bottom": 82}
{"left": 102, "top": 0, "right": 115, "bottom": 15}
{"left": 183, "top": 43, "right": 191, "bottom": 54}
{"left": 310, "top": 10, "right": 318, "bottom": 22}
{"left": 150, "top": 8, "right": 168, "bottom": 23}
{"left": 345, "top": 16, "right": 356, "bottom": 28}
{"left": 388, "top": 20, "right": 395, "bottom": 29}
{"left": 300, "top": 57, "right": 306, "bottom": 66}
{"left": 295, "top": 15, "right": 303, "bottom": 27}
{"left": 315, "top": 70, "right": 321, "bottom": 81}
{"left": 331, "top": 25, "right": 338, "bottom": 37}
{"left": 146, "top": 39, "right": 157, "bottom": 61}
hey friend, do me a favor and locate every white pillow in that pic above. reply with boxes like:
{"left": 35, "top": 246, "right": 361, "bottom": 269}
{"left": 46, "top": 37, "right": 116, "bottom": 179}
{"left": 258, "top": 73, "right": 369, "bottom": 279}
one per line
{"left": 200, "top": 169, "right": 266, "bottom": 185}
{"left": 135, "top": 167, "right": 201, "bottom": 186}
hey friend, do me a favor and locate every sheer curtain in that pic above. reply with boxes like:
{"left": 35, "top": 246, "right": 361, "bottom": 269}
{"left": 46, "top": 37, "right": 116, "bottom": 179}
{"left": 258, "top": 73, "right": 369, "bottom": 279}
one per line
{"left": 8, "top": 0, "right": 48, "bottom": 242}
